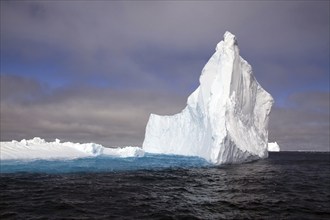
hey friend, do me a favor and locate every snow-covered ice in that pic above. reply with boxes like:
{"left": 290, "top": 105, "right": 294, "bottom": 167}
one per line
{"left": 268, "top": 142, "right": 280, "bottom": 152}
{"left": 143, "top": 31, "right": 274, "bottom": 165}
{"left": 0, "top": 137, "right": 144, "bottom": 161}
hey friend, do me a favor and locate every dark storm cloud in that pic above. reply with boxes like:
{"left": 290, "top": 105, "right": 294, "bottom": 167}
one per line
{"left": 1, "top": 1, "right": 329, "bottom": 150}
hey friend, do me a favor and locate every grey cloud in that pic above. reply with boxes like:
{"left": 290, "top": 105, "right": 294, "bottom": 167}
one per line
{"left": 269, "top": 91, "right": 330, "bottom": 151}
{"left": 252, "top": 59, "right": 329, "bottom": 99}
{"left": 2, "top": 1, "right": 329, "bottom": 102}
{"left": 0, "top": 74, "right": 46, "bottom": 101}
{"left": 0, "top": 75, "right": 186, "bottom": 146}
{"left": 287, "top": 92, "right": 330, "bottom": 112}
{"left": 2, "top": 1, "right": 328, "bottom": 77}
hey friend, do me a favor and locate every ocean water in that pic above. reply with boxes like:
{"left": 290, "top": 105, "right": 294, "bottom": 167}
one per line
{"left": 1, "top": 152, "right": 329, "bottom": 219}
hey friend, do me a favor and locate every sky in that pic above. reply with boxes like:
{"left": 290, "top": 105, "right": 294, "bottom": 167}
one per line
{"left": 1, "top": 1, "right": 329, "bottom": 151}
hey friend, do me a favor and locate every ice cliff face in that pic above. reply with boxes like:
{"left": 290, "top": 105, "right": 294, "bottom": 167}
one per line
{"left": 143, "top": 31, "right": 274, "bottom": 165}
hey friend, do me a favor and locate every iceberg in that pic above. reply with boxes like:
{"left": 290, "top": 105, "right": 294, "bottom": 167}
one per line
{"left": 0, "top": 137, "right": 144, "bottom": 161}
{"left": 143, "top": 31, "right": 274, "bottom": 165}
{"left": 268, "top": 142, "right": 280, "bottom": 152}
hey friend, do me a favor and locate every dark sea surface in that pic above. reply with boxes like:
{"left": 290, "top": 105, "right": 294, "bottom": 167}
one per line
{"left": 1, "top": 152, "right": 329, "bottom": 219}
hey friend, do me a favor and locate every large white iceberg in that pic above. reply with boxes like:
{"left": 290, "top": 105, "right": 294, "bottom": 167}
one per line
{"left": 143, "top": 31, "right": 274, "bottom": 165}
{"left": 0, "top": 137, "right": 144, "bottom": 160}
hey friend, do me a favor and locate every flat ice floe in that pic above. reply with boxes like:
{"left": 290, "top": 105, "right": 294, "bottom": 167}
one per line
{"left": 0, "top": 137, "right": 144, "bottom": 161}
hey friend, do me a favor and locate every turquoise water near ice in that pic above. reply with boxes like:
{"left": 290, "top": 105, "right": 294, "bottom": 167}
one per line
{"left": 0, "top": 153, "right": 211, "bottom": 173}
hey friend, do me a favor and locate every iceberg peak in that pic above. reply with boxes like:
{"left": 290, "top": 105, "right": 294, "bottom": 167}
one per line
{"left": 224, "top": 31, "right": 237, "bottom": 45}
{"left": 216, "top": 31, "right": 237, "bottom": 52}
{"left": 143, "top": 32, "right": 274, "bottom": 165}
